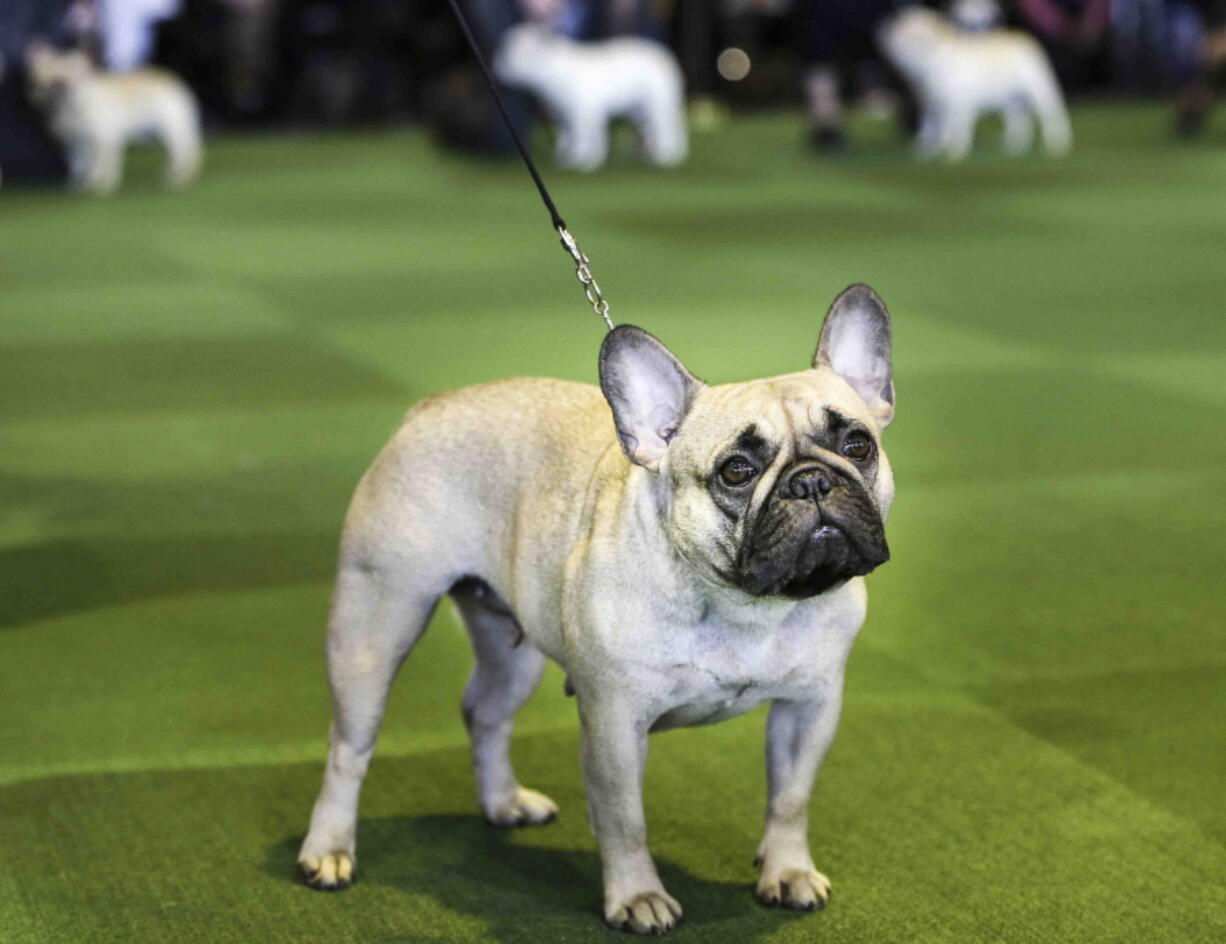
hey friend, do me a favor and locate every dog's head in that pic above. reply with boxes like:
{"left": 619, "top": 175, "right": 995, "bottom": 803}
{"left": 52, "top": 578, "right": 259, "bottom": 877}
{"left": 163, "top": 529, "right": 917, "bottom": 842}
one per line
{"left": 492, "top": 23, "right": 560, "bottom": 86}
{"left": 877, "top": 8, "right": 951, "bottom": 72}
{"left": 600, "top": 284, "right": 895, "bottom": 599}
{"left": 25, "top": 41, "right": 93, "bottom": 107}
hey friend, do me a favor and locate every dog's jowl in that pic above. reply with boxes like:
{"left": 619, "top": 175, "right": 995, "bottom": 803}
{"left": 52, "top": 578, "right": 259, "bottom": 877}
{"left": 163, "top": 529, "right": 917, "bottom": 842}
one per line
{"left": 299, "top": 285, "right": 897, "bottom": 934}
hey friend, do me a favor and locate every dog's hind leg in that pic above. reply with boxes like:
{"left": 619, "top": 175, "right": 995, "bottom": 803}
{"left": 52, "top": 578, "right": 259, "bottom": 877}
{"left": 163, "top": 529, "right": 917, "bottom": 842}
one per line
{"left": 298, "top": 559, "right": 442, "bottom": 890}
{"left": 1028, "top": 66, "right": 1072, "bottom": 156}
{"left": 555, "top": 112, "right": 608, "bottom": 171}
{"left": 913, "top": 99, "right": 945, "bottom": 160}
{"left": 161, "top": 91, "right": 203, "bottom": 188}
{"left": 637, "top": 67, "right": 688, "bottom": 167}
{"left": 163, "top": 115, "right": 202, "bottom": 189}
{"left": 65, "top": 139, "right": 93, "bottom": 189}
{"left": 84, "top": 135, "right": 122, "bottom": 195}
{"left": 454, "top": 585, "right": 557, "bottom": 827}
{"left": 1001, "top": 99, "right": 1034, "bottom": 156}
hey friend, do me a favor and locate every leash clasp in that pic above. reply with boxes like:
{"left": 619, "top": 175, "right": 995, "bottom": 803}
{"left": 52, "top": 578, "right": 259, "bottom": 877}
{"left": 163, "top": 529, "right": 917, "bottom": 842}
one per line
{"left": 558, "top": 226, "right": 614, "bottom": 331}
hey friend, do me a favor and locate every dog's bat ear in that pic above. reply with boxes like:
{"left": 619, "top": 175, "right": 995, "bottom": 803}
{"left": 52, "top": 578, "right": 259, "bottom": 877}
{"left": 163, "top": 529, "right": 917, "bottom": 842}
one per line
{"left": 600, "top": 325, "right": 702, "bottom": 472}
{"left": 814, "top": 283, "right": 895, "bottom": 428}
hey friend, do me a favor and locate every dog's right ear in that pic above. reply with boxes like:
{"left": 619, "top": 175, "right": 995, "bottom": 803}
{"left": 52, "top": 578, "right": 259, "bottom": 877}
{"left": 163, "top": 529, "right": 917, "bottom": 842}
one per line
{"left": 814, "top": 283, "right": 895, "bottom": 428}
{"left": 599, "top": 325, "right": 701, "bottom": 472}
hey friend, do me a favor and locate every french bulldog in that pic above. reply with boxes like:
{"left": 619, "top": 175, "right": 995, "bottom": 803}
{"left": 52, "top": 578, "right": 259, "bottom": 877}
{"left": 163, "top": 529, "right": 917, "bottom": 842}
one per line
{"left": 298, "top": 284, "right": 896, "bottom": 933}
{"left": 25, "top": 41, "right": 202, "bottom": 196}
{"left": 878, "top": 7, "right": 1072, "bottom": 161}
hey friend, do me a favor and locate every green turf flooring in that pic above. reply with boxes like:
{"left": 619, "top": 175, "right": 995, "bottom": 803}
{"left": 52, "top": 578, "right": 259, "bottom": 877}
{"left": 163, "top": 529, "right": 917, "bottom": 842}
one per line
{"left": 2, "top": 105, "right": 1225, "bottom": 943}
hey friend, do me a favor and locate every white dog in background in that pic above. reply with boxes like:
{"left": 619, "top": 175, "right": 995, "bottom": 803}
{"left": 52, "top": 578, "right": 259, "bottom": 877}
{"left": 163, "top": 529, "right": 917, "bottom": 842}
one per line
{"left": 878, "top": 7, "right": 1072, "bottom": 162}
{"left": 26, "top": 42, "right": 202, "bottom": 195}
{"left": 493, "top": 24, "right": 687, "bottom": 171}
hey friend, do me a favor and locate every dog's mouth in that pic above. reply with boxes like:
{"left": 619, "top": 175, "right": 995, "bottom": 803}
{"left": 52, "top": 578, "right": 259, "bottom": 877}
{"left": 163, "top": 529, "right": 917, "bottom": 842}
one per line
{"left": 740, "top": 523, "right": 888, "bottom": 599}
{"left": 736, "top": 472, "right": 889, "bottom": 599}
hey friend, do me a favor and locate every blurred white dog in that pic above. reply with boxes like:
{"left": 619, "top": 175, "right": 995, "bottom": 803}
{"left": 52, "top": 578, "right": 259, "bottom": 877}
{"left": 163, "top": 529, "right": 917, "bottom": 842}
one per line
{"left": 26, "top": 42, "right": 202, "bottom": 195}
{"left": 878, "top": 8, "right": 1071, "bottom": 161}
{"left": 493, "top": 24, "right": 687, "bottom": 171}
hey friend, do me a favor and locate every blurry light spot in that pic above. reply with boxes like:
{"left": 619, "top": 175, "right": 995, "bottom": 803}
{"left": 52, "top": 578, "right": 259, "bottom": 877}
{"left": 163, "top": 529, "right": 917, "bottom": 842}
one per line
{"left": 717, "top": 48, "right": 751, "bottom": 82}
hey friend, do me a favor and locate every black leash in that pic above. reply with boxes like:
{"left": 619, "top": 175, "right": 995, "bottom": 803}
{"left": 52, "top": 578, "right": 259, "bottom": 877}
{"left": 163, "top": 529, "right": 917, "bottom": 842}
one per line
{"left": 444, "top": 0, "right": 614, "bottom": 330}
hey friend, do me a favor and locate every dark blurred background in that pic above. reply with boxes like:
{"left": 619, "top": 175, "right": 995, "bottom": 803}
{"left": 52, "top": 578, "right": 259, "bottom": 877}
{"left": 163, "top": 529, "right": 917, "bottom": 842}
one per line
{"left": 2, "top": 0, "right": 1223, "bottom": 181}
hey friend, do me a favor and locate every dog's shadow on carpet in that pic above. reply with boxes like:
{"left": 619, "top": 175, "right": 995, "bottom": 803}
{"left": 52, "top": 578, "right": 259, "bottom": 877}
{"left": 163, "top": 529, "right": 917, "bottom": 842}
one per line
{"left": 265, "top": 813, "right": 792, "bottom": 940}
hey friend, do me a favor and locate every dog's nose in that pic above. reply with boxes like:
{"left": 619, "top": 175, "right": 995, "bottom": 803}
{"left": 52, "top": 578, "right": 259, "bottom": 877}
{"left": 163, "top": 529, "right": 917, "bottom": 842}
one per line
{"left": 787, "top": 466, "right": 836, "bottom": 500}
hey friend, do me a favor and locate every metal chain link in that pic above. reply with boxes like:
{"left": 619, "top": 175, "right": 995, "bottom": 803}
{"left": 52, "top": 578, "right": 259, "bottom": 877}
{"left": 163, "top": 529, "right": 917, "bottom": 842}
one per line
{"left": 442, "top": 1, "right": 614, "bottom": 335}
{"left": 558, "top": 226, "right": 614, "bottom": 331}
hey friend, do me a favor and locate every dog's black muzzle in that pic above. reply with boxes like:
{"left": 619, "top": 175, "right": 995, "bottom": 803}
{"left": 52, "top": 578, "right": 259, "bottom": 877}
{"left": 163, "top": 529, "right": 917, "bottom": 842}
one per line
{"left": 737, "top": 461, "right": 890, "bottom": 599}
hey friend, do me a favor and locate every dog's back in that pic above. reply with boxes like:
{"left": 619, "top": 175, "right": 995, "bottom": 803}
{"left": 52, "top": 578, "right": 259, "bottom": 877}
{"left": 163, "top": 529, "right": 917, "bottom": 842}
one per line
{"left": 90, "top": 69, "right": 202, "bottom": 184}
{"left": 39, "top": 64, "right": 202, "bottom": 192}
{"left": 342, "top": 378, "right": 614, "bottom": 595}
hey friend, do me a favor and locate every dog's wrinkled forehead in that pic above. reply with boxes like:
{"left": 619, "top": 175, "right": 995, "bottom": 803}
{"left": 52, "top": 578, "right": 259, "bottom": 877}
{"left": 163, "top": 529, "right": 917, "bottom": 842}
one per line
{"left": 678, "top": 368, "right": 877, "bottom": 464}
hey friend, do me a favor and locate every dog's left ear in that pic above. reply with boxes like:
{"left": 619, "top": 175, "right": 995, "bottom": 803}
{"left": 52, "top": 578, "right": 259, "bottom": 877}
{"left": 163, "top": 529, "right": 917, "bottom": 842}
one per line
{"left": 600, "top": 325, "right": 702, "bottom": 472}
{"left": 813, "top": 283, "right": 895, "bottom": 428}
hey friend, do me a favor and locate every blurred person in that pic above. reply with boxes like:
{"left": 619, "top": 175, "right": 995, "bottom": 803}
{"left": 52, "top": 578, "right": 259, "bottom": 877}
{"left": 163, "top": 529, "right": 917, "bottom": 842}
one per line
{"left": 1, "top": 0, "right": 72, "bottom": 62}
{"left": 714, "top": 0, "right": 815, "bottom": 108}
{"left": 797, "top": 0, "right": 910, "bottom": 151}
{"left": 1172, "top": 0, "right": 1226, "bottom": 134}
{"left": 0, "top": 0, "right": 81, "bottom": 181}
{"left": 1013, "top": 0, "right": 1110, "bottom": 86}
{"left": 879, "top": 5, "right": 1071, "bottom": 159}
{"left": 424, "top": 0, "right": 534, "bottom": 152}
{"left": 278, "top": 0, "right": 392, "bottom": 124}
{"left": 1110, "top": 0, "right": 1170, "bottom": 88}
{"left": 523, "top": 0, "right": 666, "bottom": 40}
{"left": 25, "top": 40, "right": 202, "bottom": 194}
{"left": 0, "top": 53, "right": 5, "bottom": 185}
{"left": 672, "top": 0, "right": 718, "bottom": 113}
{"left": 98, "top": 0, "right": 182, "bottom": 70}
{"left": 219, "top": 0, "right": 282, "bottom": 118}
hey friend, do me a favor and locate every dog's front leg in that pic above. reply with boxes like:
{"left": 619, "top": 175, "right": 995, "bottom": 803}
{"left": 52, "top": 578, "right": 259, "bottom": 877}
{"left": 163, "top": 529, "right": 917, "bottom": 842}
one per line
{"left": 577, "top": 691, "right": 682, "bottom": 934}
{"left": 754, "top": 681, "right": 844, "bottom": 911}
{"left": 914, "top": 97, "right": 945, "bottom": 160}
{"left": 940, "top": 99, "right": 975, "bottom": 162}
{"left": 65, "top": 138, "right": 92, "bottom": 188}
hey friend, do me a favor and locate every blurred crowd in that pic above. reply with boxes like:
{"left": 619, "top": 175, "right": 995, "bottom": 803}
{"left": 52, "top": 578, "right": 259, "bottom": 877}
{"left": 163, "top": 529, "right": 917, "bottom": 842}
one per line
{"left": 1, "top": 0, "right": 1223, "bottom": 183}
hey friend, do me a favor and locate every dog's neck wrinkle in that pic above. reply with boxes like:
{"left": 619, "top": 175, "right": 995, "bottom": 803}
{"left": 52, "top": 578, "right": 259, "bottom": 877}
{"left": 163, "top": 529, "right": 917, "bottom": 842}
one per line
{"left": 626, "top": 461, "right": 671, "bottom": 543}
{"left": 656, "top": 475, "right": 805, "bottom": 627}
{"left": 617, "top": 458, "right": 807, "bottom": 630}
{"left": 617, "top": 462, "right": 705, "bottom": 590}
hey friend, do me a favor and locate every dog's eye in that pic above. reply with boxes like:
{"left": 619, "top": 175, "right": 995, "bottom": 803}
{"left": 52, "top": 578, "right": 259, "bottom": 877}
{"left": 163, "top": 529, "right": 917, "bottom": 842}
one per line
{"left": 841, "top": 433, "right": 874, "bottom": 462}
{"left": 719, "top": 456, "right": 757, "bottom": 487}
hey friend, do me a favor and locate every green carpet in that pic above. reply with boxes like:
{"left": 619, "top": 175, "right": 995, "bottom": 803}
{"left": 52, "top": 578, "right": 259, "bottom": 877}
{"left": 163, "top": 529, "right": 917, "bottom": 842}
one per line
{"left": 2, "top": 105, "right": 1224, "bottom": 943}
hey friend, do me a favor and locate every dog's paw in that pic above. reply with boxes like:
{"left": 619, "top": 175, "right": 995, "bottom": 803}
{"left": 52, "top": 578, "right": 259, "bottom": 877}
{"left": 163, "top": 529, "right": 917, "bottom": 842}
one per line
{"left": 755, "top": 867, "right": 831, "bottom": 911}
{"left": 299, "top": 851, "right": 354, "bottom": 891}
{"left": 483, "top": 787, "right": 558, "bottom": 828}
{"left": 605, "top": 890, "right": 683, "bottom": 935}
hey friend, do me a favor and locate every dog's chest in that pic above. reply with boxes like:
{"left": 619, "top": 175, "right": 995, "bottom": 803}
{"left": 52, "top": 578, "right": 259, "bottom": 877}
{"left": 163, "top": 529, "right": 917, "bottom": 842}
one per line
{"left": 649, "top": 673, "right": 772, "bottom": 731}
{"left": 646, "top": 611, "right": 845, "bottom": 732}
